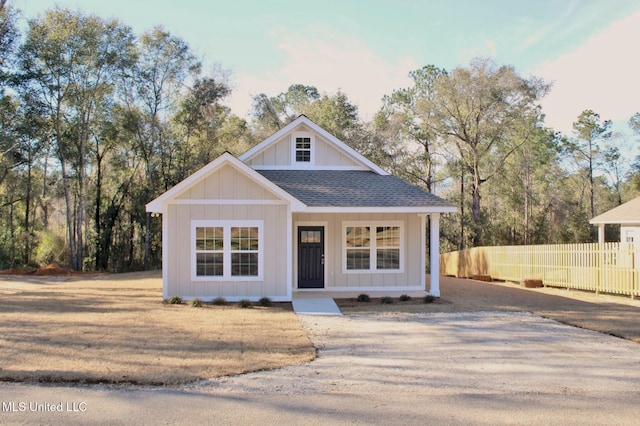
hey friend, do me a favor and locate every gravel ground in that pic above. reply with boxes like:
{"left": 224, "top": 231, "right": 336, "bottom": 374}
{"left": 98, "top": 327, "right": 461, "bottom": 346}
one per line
{"left": 2, "top": 276, "right": 640, "bottom": 425}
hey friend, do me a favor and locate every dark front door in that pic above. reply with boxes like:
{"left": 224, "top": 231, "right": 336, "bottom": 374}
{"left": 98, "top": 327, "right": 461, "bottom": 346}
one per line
{"left": 298, "top": 226, "right": 324, "bottom": 288}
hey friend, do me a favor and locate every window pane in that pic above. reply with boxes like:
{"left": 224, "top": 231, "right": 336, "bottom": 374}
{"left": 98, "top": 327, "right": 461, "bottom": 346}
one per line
{"left": 377, "top": 248, "right": 400, "bottom": 270}
{"left": 346, "top": 227, "right": 370, "bottom": 248}
{"left": 231, "top": 253, "right": 258, "bottom": 276}
{"left": 196, "top": 227, "right": 223, "bottom": 251}
{"left": 295, "top": 137, "right": 311, "bottom": 149}
{"left": 196, "top": 253, "right": 223, "bottom": 276}
{"left": 376, "top": 226, "right": 400, "bottom": 248}
{"left": 346, "top": 249, "right": 370, "bottom": 270}
{"left": 296, "top": 150, "right": 311, "bottom": 162}
{"left": 301, "top": 230, "right": 321, "bottom": 243}
{"left": 231, "top": 227, "right": 259, "bottom": 251}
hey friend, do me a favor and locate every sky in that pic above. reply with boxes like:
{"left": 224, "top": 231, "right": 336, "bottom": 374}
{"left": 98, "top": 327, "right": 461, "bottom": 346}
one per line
{"left": 17, "top": 0, "right": 640, "bottom": 136}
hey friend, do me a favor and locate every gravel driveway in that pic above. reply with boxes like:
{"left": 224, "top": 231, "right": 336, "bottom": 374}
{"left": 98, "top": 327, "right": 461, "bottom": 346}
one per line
{"left": 4, "top": 310, "right": 638, "bottom": 425}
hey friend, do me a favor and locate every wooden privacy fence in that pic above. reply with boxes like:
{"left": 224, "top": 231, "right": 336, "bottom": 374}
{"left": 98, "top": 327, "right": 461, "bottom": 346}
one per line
{"left": 440, "top": 243, "right": 639, "bottom": 298}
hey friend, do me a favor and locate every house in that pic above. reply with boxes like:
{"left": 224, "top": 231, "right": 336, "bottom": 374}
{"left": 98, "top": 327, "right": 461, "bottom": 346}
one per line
{"left": 590, "top": 196, "right": 640, "bottom": 266}
{"left": 146, "top": 115, "right": 456, "bottom": 302}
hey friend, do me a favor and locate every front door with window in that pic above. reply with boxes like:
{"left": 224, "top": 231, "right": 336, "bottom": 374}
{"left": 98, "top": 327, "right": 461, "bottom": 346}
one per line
{"left": 298, "top": 226, "right": 324, "bottom": 288}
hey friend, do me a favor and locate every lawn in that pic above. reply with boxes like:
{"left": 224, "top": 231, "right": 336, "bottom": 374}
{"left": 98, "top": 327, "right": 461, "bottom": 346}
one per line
{"left": 0, "top": 271, "right": 315, "bottom": 385}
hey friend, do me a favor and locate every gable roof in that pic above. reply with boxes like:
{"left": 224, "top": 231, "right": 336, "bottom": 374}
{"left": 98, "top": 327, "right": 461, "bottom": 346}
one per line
{"left": 590, "top": 197, "right": 640, "bottom": 225}
{"left": 258, "top": 170, "right": 456, "bottom": 212}
{"left": 146, "top": 152, "right": 305, "bottom": 213}
{"left": 239, "top": 115, "right": 389, "bottom": 175}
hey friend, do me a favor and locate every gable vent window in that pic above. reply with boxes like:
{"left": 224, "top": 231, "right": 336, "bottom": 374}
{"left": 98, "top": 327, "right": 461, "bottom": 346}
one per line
{"left": 295, "top": 137, "right": 311, "bottom": 162}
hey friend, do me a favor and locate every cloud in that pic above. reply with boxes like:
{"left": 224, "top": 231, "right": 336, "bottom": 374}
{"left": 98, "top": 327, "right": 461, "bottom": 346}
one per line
{"left": 226, "top": 28, "right": 419, "bottom": 120}
{"left": 534, "top": 10, "right": 640, "bottom": 135}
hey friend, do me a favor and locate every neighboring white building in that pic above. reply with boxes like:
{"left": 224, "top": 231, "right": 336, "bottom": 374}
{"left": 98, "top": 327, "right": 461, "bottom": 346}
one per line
{"left": 146, "top": 115, "right": 456, "bottom": 302}
{"left": 590, "top": 196, "right": 640, "bottom": 267}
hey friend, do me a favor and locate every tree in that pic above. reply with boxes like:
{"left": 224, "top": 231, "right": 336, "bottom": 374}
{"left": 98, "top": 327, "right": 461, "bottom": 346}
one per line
{"left": 251, "top": 84, "right": 320, "bottom": 137}
{"left": 20, "top": 8, "right": 136, "bottom": 270}
{"left": 250, "top": 85, "right": 361, "bottom": 142}
{"left": 567, "top": 110, "right": 612, "bottom": 220}
{"left": 124, "top": 26, "right": 200, "bottom": 270}
{"left": 379, "top": 65, "right": 447, "bottom": 191}
{"left": 427, "top": 57, "right": 549, "bottom": 246}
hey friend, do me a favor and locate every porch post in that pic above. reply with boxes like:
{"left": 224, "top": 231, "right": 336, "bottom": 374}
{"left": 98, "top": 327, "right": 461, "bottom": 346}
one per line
{"left": 597, "top": 224, "right": 605, "bottom": 244}
{"left": 430, "top": 213, "right": 441, "bottom": 297}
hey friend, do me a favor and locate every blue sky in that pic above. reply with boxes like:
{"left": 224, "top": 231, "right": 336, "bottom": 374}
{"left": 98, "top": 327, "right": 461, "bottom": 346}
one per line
{"left": 18, "top": 0, "right": 640, "bottom": 135}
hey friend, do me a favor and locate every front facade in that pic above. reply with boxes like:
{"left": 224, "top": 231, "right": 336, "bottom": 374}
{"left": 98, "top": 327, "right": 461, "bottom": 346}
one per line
{"left": 147, "top": 116, "right": 455, "bottom": 301}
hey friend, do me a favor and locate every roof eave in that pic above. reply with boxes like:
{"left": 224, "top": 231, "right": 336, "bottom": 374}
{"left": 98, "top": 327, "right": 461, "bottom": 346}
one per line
{"left": 298, "top": 206, "right": 457, "bottom": 214}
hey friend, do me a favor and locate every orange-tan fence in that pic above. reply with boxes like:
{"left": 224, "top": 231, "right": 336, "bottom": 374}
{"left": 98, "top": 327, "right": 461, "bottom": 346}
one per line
{"left": 440, "top": 243, "right": 639, "bottom": 298}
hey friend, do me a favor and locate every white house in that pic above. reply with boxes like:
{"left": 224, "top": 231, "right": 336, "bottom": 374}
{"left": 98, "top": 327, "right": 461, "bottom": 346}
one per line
{"left": 590, "top": 196, "right": 640, "bottom": 267}
{"left": 146, "top": 115, "right": 456, "bottom": 302}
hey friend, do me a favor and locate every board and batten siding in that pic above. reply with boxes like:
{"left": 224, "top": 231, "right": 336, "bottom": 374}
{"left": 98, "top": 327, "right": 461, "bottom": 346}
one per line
{"left": 165, "top": 164, "right": 289, "bottom": 301}
{"left": 293, "top": 212, "right": 424, "bottom": 289}
{"left": 246, "top": 125, "right": 362, "bottom": 168}
{"left": 175, "top": 164, "right": 279, "bottom": 201}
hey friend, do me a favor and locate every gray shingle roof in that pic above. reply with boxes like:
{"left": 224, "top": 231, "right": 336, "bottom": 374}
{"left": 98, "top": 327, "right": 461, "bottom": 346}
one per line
{"left": 258, "top": 170, "right": 455, "bottom": 209}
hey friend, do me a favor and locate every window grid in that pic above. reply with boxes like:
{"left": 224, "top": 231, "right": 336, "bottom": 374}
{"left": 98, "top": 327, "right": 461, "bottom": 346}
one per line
{"left": 231, "top": 227, "right": 259, "bottom": 276}
{"left": 344, "top": 223, "right": 402, "bottom": 273}
{"left": 195, "top": 227, "right": 224, "bottom": 276}
{"left": 346, "top": 226, "right": 371, "bottom": 270}
{"left": 295, "top": 137, "right": 311, "bottom": 162}
{"left": 193, "top": 222, "right": 262, "bottom": 280}
{"left": 376, "top": 226, "right": 401, "bottom": 270}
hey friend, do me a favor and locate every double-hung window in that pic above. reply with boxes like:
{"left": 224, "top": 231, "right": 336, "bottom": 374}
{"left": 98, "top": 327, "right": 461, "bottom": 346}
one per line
{"left": 344, "top": 221, "right": 403, "bottom": 273}
{"left": 193, "top": 221, "right": 263, "bottom": 280}
{"left": 292, "top": 132, "right": 313, "bottom": 165}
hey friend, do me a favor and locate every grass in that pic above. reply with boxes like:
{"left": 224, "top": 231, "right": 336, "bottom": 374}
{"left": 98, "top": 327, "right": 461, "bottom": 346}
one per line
{"left": 0, "top": 271, "right": 315, "bottom": 386}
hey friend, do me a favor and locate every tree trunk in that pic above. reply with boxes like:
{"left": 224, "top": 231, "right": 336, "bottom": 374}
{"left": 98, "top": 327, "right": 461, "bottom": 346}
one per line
{"left": 94, "top": 153, "right": 103, "bottom": 270}
{"left": 23, "top": 146, "right": 33, "bottom": 265}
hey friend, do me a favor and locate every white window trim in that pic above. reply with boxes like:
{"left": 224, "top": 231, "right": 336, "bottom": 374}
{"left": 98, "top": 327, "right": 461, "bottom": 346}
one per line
{"left": 191, "top": 220, "right": 264, "bottom": 281}
{"left": 342, "top": 221, "right": 404, "bottom": 274}
{"left": 291, "top": 132, "right": 315, "bottom": 167}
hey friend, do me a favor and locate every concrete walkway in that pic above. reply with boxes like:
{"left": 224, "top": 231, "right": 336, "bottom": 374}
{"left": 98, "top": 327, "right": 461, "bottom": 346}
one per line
{"left": 291, "top": 295, "right": 342, "bottom": 315}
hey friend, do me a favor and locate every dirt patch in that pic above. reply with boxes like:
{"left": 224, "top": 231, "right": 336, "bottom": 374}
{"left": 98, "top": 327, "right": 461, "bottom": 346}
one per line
{"left": 338, "top": 276, "right": 640, "bottom": 343}
{"left": 0, "top": 272, "right": 315, "bottom": 385}
{"left": 0, "top": 262, "right": 81, "bottom": 276}
{"left": 335, "top": 296, "right": 450, "bottom": 308}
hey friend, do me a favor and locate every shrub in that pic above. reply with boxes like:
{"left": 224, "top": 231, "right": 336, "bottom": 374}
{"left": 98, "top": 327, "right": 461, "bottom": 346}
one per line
{"left": 399, "top": 294, "right": 412, "bottom": 302}
{"left": 356, "top": 293, "right": 371, "bottom": 302}
{"left": 423, "top": 295, "right": 436, "bottom": 304}
{"left": 380, "top": 296, "right": 394, "bottom": 304}
{"left": 34, "top": 230, "right": 67, "bottom": 266}
{"left": 237, "top": 299, "right": 252, "bottom": 308}
{"left": 211, "top": 297, "right": 227, "bottom": 306}
{"left": 257, "top": 297, "right": 272, "bottom": 307}
{"left": 168, "top": 295, "right": 183, "bottom": 305}
{"left": 190, "top": 298, "right": 203, "bottom": 307}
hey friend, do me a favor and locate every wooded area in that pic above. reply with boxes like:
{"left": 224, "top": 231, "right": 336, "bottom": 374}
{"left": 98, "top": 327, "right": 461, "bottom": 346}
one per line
{"left": 0, "top": 5, "right": 639, "bottom": 271}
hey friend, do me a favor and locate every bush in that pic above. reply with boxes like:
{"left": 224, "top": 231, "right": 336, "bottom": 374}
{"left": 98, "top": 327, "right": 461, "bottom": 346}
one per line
{"left": 190, "top": 298, "right": 203, "bottom": 307}
{"left": 211, "top": 297, "right": 227, "bottom": 306}
{"left": 257, "top": 297, "right": 272, "bottom": 307}
{"left": 399, "top": 294, "right": 411, "bottom": 302}
{"left": 168, "top": 295, "right": 183, "bottom": 305}
{"left": 237, "top": 299, "right": 252, "bottom": 308}
{"left": 380, "top": 296, "right": 394, "bottom": 304}
{"left": 356, "top": 293, "right": 371, "bottom": 302}
{"left": 423, "top": 295, "right": 436, "bottom": 304}
{"left": 33, "top": 230, "right": 67, "bottom": 266}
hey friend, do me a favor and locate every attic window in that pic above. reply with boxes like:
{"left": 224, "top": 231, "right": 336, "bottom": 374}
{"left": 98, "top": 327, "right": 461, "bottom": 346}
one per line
{"left": 295, "top": 137, "right": 311, "bottom": 162}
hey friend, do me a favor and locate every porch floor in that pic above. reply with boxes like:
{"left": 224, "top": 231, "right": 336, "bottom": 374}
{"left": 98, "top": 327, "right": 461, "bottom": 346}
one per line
{"left": 293, "top": 289, "right": 429, "bottom": 299}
